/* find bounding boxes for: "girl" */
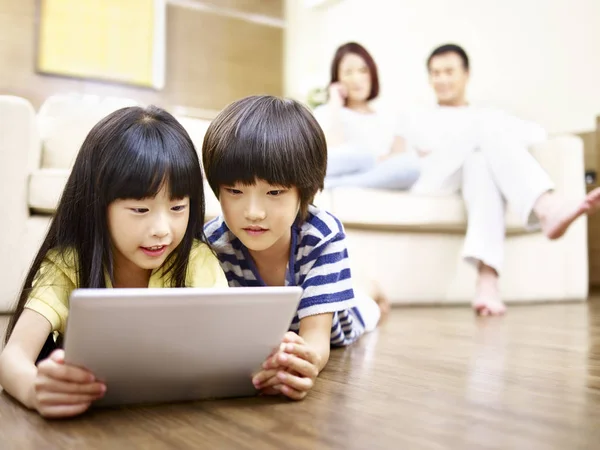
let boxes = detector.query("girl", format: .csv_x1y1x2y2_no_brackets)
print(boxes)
202,95,386,401
0,106,227,418
314,42,421,189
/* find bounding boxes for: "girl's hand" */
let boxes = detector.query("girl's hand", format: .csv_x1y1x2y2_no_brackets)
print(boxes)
253,332,320,401
328,83,347,108
32,349,106,418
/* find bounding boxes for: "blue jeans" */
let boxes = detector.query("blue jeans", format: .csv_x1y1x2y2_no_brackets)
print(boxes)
325,148,421,190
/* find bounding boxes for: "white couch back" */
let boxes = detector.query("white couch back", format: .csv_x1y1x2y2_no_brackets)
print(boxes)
29,94,218,215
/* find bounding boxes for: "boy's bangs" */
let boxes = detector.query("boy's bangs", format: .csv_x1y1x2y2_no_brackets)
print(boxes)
211,114,312,189
104,126,200,202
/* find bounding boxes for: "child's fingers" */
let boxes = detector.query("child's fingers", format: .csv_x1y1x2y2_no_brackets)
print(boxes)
49,349,66,364
36,391,104,406
255,372,285,389
252,369,278,388
276,370,314,392
276,353,318,379
281,343,318,365
37,402,92,419
279,384,308,401
262,352,284,370
35,376,106,395
259,385,282,396
281,332,304,345
37,359,95,384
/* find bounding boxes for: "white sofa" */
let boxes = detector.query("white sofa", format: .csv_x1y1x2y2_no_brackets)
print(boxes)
0,94,589,312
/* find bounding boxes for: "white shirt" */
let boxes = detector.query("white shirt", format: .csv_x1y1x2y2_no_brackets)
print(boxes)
395,105,547,153
395,105,548,193
313,104,395,158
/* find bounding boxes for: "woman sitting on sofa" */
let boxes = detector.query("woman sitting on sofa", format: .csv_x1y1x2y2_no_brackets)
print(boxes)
313,42,420,190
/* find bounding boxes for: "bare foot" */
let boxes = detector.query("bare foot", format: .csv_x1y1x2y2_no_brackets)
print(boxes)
472,296,506,316
369,279,391,324
473,264,506,316
539,187,600,240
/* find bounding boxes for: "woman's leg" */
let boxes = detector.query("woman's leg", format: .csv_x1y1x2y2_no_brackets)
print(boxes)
326,144,377,178
325,152,421,190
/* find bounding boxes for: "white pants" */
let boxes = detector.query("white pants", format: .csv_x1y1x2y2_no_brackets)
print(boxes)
410,132,554,274
355,293,380,332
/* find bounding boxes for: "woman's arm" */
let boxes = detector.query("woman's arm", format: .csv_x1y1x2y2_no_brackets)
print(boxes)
315,84,347,147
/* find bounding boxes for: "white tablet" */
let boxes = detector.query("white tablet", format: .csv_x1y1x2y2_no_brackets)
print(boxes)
63,286,303,407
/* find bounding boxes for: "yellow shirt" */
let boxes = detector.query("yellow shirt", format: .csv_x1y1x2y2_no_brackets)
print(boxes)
25,240,228,334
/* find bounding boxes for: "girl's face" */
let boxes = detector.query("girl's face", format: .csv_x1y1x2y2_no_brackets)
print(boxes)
107,183,190,280
338,53,372,103
218,179,300,261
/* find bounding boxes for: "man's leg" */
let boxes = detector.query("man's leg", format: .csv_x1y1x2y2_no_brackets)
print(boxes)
325,152,421,190
461,152,507,316
407,146,507,315
479,129,600,238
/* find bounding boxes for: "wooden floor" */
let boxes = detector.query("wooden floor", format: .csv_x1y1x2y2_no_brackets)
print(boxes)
1,298,600,449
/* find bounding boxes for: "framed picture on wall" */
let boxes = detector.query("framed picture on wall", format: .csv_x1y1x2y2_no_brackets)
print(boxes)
35,0,166,89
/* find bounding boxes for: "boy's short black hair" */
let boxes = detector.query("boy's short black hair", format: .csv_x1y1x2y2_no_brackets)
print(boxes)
427,43,470,71
202,95,327,220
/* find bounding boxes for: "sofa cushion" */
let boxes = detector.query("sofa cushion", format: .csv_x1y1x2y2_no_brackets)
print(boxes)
38,95,139,170
28,169,70,213
174,116,212,158
328,188,532,235
28,168,222,221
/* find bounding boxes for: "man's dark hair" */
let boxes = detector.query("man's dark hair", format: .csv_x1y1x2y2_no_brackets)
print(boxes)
427,44,469,71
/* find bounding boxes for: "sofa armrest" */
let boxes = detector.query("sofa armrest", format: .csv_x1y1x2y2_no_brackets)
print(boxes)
0,96,40,310
0,95,39,228
529,134,586,199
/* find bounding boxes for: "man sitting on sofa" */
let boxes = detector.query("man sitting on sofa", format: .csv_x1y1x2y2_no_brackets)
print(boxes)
390,43,600,316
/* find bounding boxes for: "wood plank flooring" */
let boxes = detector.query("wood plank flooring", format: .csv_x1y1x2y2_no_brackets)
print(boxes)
1,298,599,449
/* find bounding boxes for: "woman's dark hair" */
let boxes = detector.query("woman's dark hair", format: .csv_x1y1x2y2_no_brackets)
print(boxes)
6,105,206,342
427,43,470,71
202,95,327,220
330,42,380,101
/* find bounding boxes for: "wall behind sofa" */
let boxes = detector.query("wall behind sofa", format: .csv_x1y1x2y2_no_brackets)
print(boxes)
285,0,600,135
0,0,283,114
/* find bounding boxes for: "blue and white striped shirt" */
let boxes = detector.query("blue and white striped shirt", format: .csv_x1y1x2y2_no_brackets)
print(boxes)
204,205,366,347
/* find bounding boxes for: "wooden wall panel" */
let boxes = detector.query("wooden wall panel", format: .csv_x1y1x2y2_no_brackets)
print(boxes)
587,117,600,286
165,6,283,112
0,0,283,114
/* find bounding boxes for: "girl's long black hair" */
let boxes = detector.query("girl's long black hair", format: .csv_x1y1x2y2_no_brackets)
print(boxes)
5,105,206,342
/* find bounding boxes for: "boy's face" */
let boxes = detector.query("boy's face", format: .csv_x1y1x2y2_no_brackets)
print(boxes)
219,179,300,259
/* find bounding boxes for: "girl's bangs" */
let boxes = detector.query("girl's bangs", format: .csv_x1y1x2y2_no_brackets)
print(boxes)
103,125,200,202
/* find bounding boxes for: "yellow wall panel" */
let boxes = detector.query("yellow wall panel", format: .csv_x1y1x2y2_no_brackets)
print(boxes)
37,0,164,88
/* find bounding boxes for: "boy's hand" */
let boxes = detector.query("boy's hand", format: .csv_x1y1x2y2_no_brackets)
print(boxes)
31,349,106,418
252,344,284,395
252,332,320,401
